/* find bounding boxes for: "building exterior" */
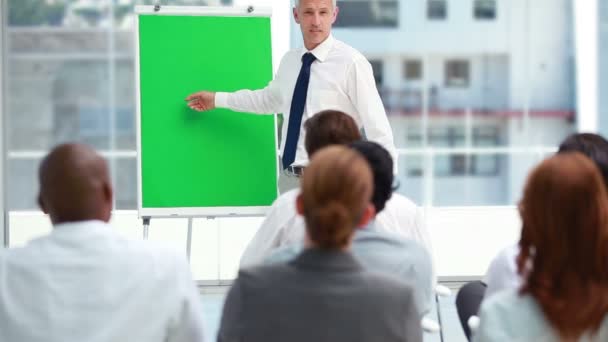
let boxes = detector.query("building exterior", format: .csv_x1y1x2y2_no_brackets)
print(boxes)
5,0,576,209
325,0,576,205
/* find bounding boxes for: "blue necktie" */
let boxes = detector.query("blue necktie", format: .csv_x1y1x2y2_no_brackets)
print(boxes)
282,52,316,169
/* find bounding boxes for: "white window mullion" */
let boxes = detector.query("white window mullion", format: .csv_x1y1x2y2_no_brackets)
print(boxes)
1,0,7,247
574,0,599,132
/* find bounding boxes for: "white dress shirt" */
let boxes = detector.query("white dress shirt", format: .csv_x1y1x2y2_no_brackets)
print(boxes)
474,290,608,341
239,190,434,275
0,220,205,342
483,243,521,299
215,35,397,167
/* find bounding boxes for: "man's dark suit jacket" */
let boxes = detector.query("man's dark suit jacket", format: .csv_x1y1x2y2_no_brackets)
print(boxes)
218,248,422,342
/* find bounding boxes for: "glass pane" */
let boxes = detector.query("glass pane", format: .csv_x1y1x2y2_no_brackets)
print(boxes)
396,154,424,205
404,60,422,80
427,0,447,20
7,158,40,211
474,0,496,20
432,153,543,206
10,59,111,150
114,158,137,210
335,1,398,28
114,59,136,149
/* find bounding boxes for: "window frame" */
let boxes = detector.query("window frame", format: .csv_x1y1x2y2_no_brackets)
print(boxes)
474,0,497,20
445,59,471,88
427,0,447,20
404,60,423,81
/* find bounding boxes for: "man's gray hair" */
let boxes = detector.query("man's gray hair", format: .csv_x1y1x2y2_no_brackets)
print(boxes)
294,0,337,8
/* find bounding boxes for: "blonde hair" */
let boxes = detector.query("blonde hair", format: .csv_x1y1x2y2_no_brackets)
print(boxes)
300,146,372,249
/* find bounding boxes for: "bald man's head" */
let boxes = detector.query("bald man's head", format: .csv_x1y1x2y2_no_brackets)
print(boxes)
38,143,113,225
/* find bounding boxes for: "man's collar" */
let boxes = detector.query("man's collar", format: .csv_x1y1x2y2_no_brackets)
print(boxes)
302,34,334,63
52,220,109,233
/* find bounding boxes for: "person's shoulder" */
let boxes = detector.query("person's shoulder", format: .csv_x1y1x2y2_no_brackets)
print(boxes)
357,270,418,309
118,238,189,272
264,244,302,265
477,291,550,340
489,244,519,272
280,47,303,62
482,289,528,310
237,262,293,287
389,193,418,207
385,193,418,213
332,38,368,63
484,243,521,297
372,232,431,266
480,290,544,326
276,189,299,204
359,267,414,292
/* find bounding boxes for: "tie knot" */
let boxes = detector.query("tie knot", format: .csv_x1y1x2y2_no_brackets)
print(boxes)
302,52,316,66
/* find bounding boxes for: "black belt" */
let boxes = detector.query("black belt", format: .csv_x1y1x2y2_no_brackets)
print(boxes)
284,165,305,177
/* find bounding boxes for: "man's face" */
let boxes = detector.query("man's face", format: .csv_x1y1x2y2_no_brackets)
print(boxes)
293,0,338,50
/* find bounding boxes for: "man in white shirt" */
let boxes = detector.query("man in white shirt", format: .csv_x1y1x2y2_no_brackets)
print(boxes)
186,0,396,192
240,111,434,271
0,143,205,342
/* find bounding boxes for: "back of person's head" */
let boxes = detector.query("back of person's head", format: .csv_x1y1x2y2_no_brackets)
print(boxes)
299,146,373,249
558,133,608,185
304,110,361,156
348,141,394,214
38,143,113,225
517,152,608,339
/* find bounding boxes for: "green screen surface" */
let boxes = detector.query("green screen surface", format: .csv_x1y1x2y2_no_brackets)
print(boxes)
138,14,278,209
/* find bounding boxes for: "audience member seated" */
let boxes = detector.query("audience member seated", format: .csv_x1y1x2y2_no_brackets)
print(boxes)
267,141,434,316
474,152,608,341
240,110,361,266
240,110,434,268
456,133,608,340
218,146,422,342
0,143,205,342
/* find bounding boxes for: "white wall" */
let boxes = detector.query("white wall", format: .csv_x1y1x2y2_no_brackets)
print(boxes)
8,207,522,280
426,206,521,278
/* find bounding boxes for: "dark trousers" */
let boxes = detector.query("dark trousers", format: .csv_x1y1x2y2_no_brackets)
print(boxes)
455,280,487,341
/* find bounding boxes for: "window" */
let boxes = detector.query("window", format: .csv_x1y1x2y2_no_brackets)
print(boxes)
474,0,496,20
404,60,422,80
445,60,470,87
3,0,580,279
423,126,500,176
472,127,500,176
334,0,398,28
427,0,447,20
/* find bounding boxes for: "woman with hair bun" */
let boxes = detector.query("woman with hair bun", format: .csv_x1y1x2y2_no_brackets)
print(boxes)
218,146,422,342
